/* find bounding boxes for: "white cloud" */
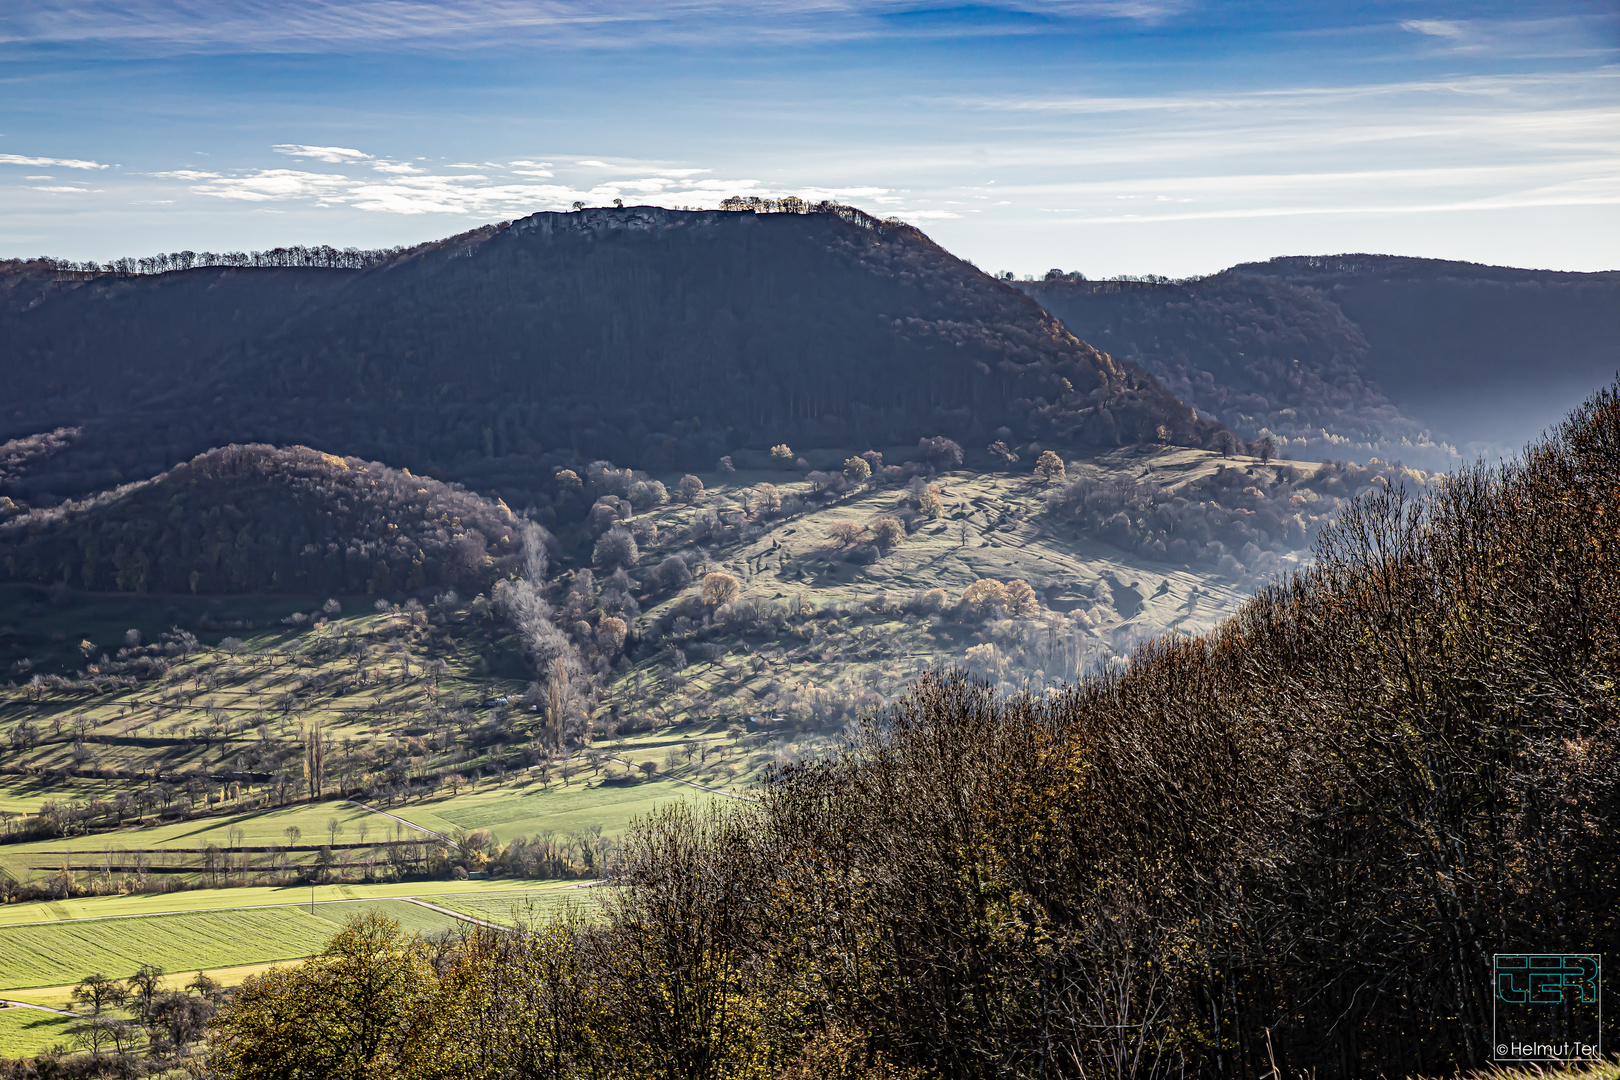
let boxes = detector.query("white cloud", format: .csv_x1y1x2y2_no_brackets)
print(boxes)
1401,19,1469,39
372,161,425,174
33,185,95,192
272,144,371,163
0,153,107,169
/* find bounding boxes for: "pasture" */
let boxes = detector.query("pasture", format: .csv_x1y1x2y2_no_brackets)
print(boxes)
0,900,467,990
391,773,726,844
0,1007,73,1060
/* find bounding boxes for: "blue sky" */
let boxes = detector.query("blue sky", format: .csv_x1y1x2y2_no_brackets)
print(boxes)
1,1,1616,275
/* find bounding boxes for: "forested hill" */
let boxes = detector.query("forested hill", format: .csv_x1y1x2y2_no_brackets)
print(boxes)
1,205,1216,509
0,444,532,596
1020,255,1620,468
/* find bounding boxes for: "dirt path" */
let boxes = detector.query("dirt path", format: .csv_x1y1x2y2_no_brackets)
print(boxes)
0,999,75,1017
398,897,511,931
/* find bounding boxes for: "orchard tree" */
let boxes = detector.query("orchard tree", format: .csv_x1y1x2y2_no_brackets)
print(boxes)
1035,450,1066,484
843,456,871,484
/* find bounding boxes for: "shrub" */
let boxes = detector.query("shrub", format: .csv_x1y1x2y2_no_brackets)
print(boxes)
770,444,795,468
718,455,735,474
918,491,943,519
701,572,741,606
987,440,1019,466
919,436,963,469
826,522,866,546
1035,449,1065,483
678,474,705,503
656,555,693,591
754,483,783,516
627,479,668,510
871,517,905,552
959,578,1008,618
596,616,628,653
593,525,639,569
1003,578,1039,616
843,456,871,483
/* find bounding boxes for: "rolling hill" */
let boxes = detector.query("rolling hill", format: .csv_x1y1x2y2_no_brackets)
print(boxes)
1020,255,1620,468
1,205,1218,514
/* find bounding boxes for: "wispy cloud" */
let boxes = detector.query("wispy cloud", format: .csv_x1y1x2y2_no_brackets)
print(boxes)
273,144,371,163
0,153,107,169
0,0,1187,55
149,152,889,216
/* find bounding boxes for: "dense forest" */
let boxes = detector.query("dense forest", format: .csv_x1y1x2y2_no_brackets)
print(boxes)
1021,256,1620,468
195,380,1620,1078
0,445,536,596
0,205,1216,511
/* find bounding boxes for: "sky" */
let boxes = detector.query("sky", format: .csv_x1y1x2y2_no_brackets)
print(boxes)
1,1,1616,277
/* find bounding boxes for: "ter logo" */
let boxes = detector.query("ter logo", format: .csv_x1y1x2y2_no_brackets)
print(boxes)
1496,955,1599,1005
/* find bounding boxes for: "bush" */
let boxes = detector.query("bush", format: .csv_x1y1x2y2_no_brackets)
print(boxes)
678,474,705,503
843,456,872,483
826,521,866,546
592,525,639,569
871,517,905,552
656,555,693,591
959,578,1008,618
918,435,963,469
770,444,795,468
596,616,628,653
701,572,740,606
753,483,783,516
627,479,668,510
918,491,943,518
1035,449,1065,483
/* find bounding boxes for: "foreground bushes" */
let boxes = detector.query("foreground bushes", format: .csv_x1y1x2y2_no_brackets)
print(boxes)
206,384,1620,1077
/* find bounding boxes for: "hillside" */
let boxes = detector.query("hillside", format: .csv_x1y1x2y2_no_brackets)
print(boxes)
0,205,1217,512
1021,256,1620,467
0,444,533,596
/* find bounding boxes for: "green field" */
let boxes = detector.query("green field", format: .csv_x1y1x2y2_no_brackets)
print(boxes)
390,773,728,844
429,887,601,927
0,1006,73,1059
0,800,400,880
0,777,111,816
0,877,584,926
0,901,466,990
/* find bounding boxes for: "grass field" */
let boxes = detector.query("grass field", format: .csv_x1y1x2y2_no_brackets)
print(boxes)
0,1006,73,1060
0,900,469,990
0,800,400,881
1,960,289,1012
0,777,111,816
392,773,728,844
429,887,602,927
0,877,585,926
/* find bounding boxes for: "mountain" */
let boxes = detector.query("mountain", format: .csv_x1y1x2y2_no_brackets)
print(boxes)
1020,256,1620,467
0,205,1217,513
0,444,531,596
